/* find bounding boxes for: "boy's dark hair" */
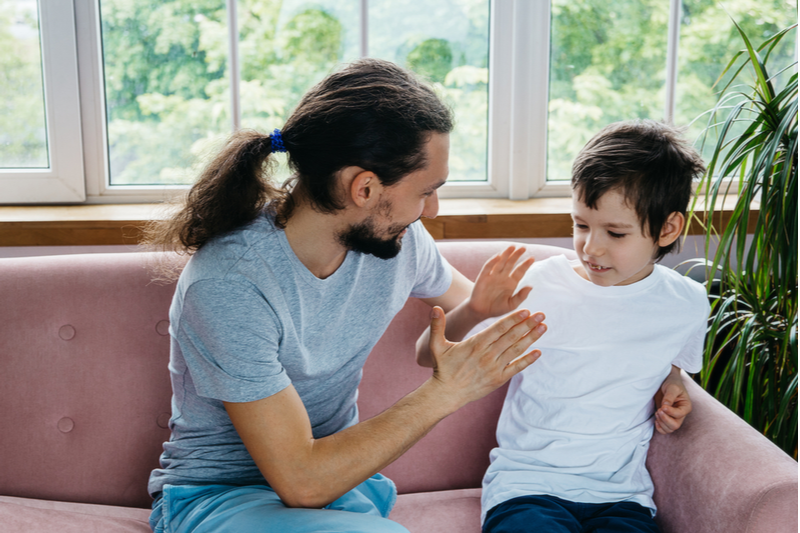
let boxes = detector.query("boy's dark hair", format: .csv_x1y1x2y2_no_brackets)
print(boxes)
571,119,706,261
145,58,453,255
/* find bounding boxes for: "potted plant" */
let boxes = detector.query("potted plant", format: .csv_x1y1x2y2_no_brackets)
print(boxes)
691,20,797,458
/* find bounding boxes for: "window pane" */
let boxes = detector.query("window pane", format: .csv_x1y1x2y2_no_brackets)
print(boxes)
238,0,360,181
0,0,48,168
547,0,669,181
369,0,490,182
100,0,229,185
676,0,797,164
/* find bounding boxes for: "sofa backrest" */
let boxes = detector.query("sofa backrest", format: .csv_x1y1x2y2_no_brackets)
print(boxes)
0,242,574,509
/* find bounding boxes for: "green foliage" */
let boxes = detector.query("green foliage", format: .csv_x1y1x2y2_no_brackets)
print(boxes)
96,0,490,185
691,20,797,457
547,0,796,181
406,39,453,84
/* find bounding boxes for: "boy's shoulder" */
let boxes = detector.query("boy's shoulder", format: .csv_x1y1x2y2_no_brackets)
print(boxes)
653,264,710,309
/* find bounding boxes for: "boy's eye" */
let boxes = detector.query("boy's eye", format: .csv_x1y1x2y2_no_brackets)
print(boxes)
574,223,587,230
608,231,626,239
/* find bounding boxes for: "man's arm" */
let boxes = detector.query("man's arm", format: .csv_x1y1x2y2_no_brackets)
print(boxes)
417,246,535,367
226,307,546,508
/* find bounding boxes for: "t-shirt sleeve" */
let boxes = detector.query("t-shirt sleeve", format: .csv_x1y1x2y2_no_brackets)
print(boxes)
409,221,452,299
671,294,711,374
175,279,291,403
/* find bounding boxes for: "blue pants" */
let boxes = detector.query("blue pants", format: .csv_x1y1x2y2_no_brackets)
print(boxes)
483,495,660,533
150,474,408,533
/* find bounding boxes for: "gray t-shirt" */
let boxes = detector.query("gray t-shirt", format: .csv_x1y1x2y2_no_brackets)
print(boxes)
148,212,451,496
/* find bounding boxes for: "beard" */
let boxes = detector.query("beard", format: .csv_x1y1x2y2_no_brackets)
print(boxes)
337,217,408,260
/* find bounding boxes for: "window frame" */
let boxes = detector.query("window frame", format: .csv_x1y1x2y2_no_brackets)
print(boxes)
7,0,689,204
1,0,86,203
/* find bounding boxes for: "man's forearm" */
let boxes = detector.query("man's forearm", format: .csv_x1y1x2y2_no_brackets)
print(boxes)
274,377,458,508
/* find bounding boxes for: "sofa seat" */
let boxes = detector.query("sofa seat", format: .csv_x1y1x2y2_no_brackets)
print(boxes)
0,489,483,533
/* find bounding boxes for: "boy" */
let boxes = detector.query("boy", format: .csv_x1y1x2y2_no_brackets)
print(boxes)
419,120,709,532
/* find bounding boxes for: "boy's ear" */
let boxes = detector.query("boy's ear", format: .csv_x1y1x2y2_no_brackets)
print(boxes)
348,169,381,208
657,212,685,247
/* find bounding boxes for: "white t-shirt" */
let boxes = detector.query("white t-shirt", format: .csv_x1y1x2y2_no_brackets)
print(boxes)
478,255,709,521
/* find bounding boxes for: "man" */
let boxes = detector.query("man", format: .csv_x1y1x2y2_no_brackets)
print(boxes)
146,59,547,533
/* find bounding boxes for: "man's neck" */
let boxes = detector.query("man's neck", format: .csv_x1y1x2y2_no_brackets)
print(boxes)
282,201,350,280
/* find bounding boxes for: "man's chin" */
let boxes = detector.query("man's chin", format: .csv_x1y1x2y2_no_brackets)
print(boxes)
339,226,405,260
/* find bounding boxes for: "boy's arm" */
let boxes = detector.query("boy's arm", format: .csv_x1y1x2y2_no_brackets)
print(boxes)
417,246,535,367
654,365,693,434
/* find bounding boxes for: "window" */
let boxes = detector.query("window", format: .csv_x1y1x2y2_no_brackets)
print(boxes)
1,0,796,204
1,0,85,202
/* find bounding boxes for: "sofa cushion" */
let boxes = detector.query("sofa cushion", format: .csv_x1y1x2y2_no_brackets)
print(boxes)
0,495,151,533
391,488,482,532
0,489,484,533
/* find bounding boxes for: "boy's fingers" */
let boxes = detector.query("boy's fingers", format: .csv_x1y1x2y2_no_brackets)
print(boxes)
655,409,682,434
514,257,535,276
510,286,533,308
660,403,687,419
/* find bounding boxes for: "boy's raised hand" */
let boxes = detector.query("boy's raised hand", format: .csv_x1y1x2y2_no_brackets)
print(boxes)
468,246,535,321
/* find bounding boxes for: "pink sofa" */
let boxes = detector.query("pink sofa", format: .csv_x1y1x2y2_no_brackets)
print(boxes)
0,241,796,533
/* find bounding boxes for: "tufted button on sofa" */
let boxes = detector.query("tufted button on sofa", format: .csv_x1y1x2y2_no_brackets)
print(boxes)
0,242,796,532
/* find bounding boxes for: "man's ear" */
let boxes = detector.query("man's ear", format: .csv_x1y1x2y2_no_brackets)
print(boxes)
657,212,685,247
349,169,381,208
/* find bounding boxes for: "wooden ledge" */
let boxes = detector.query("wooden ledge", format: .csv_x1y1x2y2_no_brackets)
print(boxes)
0,197,757,246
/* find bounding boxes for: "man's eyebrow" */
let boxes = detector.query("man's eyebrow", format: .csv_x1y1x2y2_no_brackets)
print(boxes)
427,180,447,192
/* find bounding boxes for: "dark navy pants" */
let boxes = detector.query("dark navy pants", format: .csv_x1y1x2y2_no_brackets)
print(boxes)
483,495,660,533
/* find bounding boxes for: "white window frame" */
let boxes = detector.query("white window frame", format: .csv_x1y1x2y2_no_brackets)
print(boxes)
6,0,686,204
0,0,85,203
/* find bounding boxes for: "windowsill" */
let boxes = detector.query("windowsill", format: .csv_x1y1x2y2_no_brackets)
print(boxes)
0,197,756,246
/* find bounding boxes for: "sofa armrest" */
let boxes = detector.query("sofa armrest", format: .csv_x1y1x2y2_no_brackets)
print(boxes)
646,376,797,533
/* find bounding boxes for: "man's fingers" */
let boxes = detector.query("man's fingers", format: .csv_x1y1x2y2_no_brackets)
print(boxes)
491,314,547,366
428,306,448,355
471,308,532,349
504,349,542,377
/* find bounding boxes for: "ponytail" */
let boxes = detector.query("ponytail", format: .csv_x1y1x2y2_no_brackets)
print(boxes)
143,129,288,254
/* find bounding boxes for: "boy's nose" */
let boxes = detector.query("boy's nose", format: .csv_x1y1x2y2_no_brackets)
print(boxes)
583,234,603,257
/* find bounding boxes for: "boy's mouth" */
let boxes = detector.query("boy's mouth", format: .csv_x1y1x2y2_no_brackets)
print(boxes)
585,261,611,272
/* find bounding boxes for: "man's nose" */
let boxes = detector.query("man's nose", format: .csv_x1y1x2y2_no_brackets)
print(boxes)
421,191,439,219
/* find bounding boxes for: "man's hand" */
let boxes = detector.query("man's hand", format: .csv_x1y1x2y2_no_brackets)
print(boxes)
468,246,535,321
426,305,546,409
654,366,693,434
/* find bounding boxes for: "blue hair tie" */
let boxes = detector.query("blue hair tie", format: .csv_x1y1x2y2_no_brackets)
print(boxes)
271,129,287,153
